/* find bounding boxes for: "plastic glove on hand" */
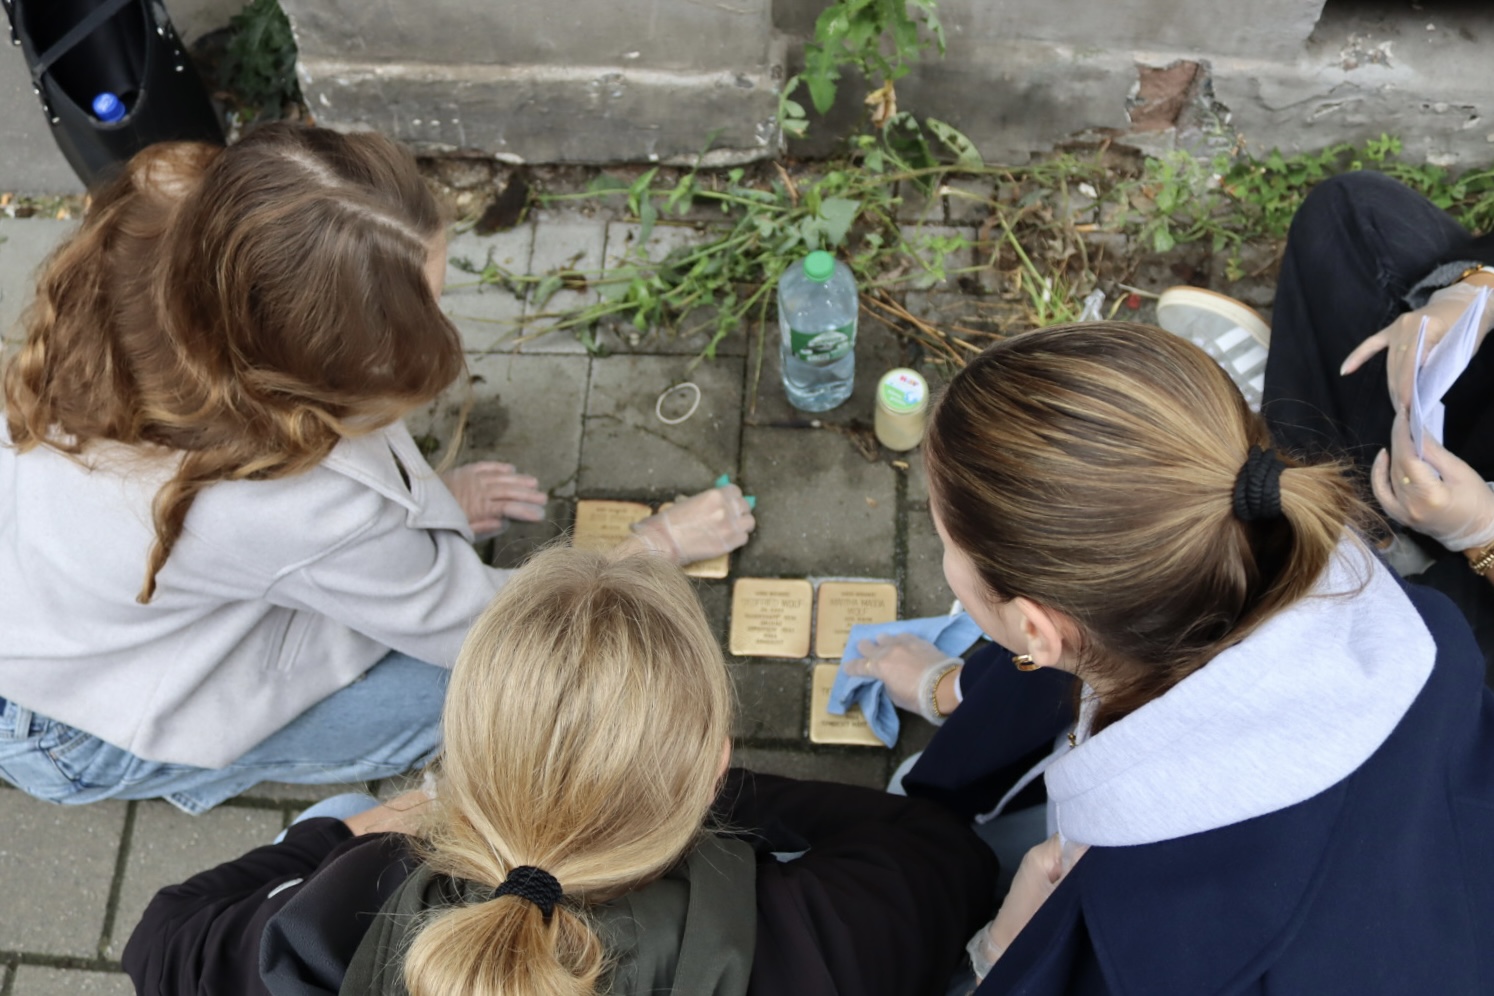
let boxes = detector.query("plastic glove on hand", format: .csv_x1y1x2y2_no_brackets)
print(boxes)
1342,282,1494,409
841,632,958,721
968,834,1088,981
1372,410,1494,552
439,462,549,540
630,484,755,565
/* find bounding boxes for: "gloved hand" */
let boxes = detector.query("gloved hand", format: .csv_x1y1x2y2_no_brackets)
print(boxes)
439,462,549,541
1341,281,1494,409
967,834,1088,982
1372,409,1494,552
629,484,754,564
841,633,960,723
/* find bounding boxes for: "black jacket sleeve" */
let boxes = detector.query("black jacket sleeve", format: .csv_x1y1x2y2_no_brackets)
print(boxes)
121,817,355,996
718,769,999,996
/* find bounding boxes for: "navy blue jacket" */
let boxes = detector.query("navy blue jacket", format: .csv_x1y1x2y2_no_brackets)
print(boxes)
907,581,1494,994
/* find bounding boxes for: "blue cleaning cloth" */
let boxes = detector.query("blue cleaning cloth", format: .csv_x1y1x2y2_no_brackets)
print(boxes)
829,611,986,747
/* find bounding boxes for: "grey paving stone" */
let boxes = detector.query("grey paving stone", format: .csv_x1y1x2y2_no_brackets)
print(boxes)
441,225,534,352
579,354,743,496
737,427,897,578
747,313,903,429
0,218,76,344
893,224,978,292
693,580,731,644
0,795,126,957
490,503,573,570
408,353,590,499
732,746,888,789
109,802,286,958
905,448,931,509
239,780,375,805
729,660,809,742
944,176,997,225
904,504,958,620
520,212,608,352
11,966,133,996
894,178,943,225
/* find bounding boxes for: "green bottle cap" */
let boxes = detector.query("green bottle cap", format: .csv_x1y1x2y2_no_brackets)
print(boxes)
803,250,835,282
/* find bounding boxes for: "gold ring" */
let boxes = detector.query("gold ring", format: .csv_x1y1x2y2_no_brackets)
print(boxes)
1401,475,1412,486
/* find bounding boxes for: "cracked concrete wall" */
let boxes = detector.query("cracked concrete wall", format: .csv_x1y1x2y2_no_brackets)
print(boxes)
781,0,1494,167
283,0,785,166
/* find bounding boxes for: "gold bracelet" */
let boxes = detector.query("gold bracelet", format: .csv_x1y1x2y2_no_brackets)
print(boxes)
1469,543,1494,576
928,662,962,720
1459,263,1494,285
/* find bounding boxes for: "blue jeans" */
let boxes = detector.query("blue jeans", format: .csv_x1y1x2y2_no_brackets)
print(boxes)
0,651,448,814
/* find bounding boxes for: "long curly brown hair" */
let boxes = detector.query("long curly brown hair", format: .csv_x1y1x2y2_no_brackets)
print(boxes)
3,124,464,602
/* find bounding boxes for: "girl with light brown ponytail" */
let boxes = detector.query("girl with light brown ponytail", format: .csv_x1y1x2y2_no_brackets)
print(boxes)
0,124,752,813
851,322,1494,995
123,547,997,996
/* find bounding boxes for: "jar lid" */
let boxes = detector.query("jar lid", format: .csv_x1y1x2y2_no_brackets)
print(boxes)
876,368,928,414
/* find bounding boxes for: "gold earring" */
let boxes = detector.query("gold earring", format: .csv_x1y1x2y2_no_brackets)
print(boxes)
1013,654,1040,672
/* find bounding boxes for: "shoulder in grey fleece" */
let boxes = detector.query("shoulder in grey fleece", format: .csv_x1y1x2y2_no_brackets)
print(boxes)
1045,540,1434,847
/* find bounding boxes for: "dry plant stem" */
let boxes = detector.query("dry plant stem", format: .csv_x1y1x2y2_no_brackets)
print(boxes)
864,292,977,365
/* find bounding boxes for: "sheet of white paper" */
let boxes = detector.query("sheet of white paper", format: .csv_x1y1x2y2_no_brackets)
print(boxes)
1410,286,1490,467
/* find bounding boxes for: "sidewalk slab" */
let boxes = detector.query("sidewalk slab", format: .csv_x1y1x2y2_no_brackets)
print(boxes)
108,802,286,959
0,794,126,958
518,212,607,351
0,219,76,344
11,966,133,996
904,509,957,620
441,225,535,353
579,354,744,496
747,315,903,427
736,427,896,578
729,660,809,741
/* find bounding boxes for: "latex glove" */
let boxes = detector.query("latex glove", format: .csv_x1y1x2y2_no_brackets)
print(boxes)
1342,282,1494,409
440,462,548,540
629,484,754,564
842,633,960,722
968,835,1088,981
1372,409,1494,551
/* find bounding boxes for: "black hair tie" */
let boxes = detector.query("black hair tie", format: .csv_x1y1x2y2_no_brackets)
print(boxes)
1232,446,1288,522
491,865,563,918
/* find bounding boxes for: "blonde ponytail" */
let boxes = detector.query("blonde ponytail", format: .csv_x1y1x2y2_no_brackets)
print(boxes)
402,547,732,996
926,322,1375,732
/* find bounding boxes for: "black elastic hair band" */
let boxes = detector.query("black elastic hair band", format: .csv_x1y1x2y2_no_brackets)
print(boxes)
491,865,563,918
1232,446,1288,522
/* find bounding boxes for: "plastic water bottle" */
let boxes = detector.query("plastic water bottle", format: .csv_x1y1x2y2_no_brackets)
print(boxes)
778,250,858,411
92,93,126,123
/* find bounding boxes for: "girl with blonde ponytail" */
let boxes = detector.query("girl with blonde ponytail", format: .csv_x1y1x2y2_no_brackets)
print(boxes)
124,546,998,996
853,322,1494,995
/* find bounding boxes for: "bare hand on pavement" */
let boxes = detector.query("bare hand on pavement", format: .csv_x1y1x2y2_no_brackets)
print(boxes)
440,462,549,540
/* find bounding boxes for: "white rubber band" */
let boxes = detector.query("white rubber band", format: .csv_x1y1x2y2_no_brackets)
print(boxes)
655,382,702,425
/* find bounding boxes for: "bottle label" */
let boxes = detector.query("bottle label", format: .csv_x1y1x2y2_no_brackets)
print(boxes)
790,322,855,364
878,371,926,413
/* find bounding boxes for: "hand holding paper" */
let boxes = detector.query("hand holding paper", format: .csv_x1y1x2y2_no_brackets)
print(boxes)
1343,281,1494,410
1373,409,1494,552
1408,286,1489,465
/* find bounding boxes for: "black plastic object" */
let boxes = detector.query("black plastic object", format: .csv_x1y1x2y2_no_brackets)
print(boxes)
3,0,224,188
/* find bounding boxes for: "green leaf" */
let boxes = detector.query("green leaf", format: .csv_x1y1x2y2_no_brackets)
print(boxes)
1152,225,1176,253
637,197,658,244
532,273,566,310
806,70,839,115
818,197,862,247
925,118,983,171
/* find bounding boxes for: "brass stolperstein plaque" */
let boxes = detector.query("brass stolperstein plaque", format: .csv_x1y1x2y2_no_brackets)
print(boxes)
814,581,899,660
809,662,884,746
573,499,730,578
572,500,652,553
729,578,813,658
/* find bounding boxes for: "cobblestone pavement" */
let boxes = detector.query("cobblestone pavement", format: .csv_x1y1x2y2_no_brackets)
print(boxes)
0,204,1274,990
